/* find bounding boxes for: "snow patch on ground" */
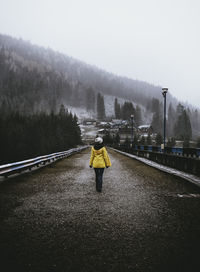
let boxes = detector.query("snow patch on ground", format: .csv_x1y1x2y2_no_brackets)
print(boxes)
64,95,152,124
104,95,135,117
104,95,152,123
66,106,95,120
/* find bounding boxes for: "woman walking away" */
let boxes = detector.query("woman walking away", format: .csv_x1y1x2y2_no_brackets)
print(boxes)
89,137,111,192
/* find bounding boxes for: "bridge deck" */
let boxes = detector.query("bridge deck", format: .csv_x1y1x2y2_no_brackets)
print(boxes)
0,148,200,272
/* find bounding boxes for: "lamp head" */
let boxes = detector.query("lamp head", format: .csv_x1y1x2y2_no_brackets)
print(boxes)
162,87,168,96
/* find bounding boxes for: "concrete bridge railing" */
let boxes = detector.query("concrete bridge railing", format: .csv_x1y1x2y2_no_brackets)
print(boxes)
113,145,200,177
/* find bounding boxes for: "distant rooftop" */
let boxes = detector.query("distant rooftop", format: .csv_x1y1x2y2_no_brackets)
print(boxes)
138,125,151,129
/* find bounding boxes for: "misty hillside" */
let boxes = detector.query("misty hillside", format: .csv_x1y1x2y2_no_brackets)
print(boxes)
0,34,176,116
0,34,199,140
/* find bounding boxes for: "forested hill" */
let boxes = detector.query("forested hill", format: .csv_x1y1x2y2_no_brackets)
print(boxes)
1,33,199,165
0,33,176,115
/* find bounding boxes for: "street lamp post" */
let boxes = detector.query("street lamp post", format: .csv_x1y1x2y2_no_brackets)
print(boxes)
130,114,134,147
162,88,168,149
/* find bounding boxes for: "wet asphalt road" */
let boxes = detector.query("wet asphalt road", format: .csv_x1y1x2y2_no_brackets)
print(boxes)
0,148,200,272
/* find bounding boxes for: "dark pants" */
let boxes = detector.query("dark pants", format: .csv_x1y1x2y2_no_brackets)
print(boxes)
94,168,104,192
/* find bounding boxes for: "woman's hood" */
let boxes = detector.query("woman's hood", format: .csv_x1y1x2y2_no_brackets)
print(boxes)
94,143,104,150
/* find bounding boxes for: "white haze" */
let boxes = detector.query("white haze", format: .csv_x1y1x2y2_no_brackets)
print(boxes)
0,0,199,108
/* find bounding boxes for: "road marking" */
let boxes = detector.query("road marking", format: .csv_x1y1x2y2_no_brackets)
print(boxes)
177,194,200,198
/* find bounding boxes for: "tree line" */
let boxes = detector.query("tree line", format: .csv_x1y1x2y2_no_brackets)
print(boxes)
0,105,82,165
147,98,198,146
113,97,200,147
0,34,170,110
0,34,199,149
114,98,142,126
0,45,98,115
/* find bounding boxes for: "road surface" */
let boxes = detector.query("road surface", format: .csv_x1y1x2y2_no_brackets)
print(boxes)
0,148,200,272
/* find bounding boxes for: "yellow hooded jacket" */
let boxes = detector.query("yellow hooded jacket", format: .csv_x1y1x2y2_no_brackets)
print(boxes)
89,146,111,168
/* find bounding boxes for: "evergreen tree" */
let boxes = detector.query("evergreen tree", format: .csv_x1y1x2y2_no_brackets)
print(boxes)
167,103,176,137
97,93,106,120
124,137,130,148
197,137,200,148
147,133,152,145
114,98,121,119
72,114,82,145
59,104,66,116
0,105,82,165
133,135,138,145
155,133,163,145
114,133,120,145
97,93,101,119
151,98,160,113
140,136,146,145
151,98,163,134
85,87,95,111
103,131,112,145
174,106,192,142
190,109,200,138
194,110,200,131
134,105,142,126
176,103,184,116
121,101,135,120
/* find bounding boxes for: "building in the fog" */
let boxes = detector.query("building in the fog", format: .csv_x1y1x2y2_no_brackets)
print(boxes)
137,125,153,138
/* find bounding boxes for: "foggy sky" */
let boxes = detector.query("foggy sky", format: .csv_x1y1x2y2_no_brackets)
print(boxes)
0,0,199,108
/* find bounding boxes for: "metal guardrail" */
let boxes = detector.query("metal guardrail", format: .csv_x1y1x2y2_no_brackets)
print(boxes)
0,146,88,178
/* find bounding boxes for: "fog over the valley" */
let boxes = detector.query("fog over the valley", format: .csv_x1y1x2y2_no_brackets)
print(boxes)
0,0,199,108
